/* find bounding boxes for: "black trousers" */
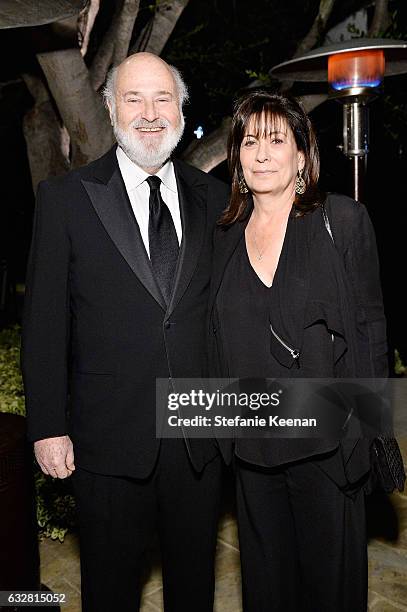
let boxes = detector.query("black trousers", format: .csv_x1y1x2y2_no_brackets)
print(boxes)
72,439,222,612
235,455,367,612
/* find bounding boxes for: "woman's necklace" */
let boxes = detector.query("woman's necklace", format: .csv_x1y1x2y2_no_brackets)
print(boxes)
252,230,268,261
250,200,292,261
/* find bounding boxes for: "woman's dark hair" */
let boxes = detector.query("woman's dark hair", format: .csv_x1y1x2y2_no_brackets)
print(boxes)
219,91,323,225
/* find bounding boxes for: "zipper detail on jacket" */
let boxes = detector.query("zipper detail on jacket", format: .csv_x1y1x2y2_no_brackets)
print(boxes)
269,323,300,362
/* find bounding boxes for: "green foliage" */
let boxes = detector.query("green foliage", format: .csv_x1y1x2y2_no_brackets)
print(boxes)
382,7,407,40
0,326,75,541
346,22,366,38
245,70,272,86
35,471,76,542
394,349,406,376
0,325,25,416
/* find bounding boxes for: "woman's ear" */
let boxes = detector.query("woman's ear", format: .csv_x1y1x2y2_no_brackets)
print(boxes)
298,152,305,172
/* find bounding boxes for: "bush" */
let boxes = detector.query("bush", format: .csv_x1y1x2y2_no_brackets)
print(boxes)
0,325,25,416
395,349,406,376
0,325,75,542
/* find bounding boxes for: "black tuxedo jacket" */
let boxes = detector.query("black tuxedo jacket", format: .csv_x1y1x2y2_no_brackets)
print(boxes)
21,147,229,478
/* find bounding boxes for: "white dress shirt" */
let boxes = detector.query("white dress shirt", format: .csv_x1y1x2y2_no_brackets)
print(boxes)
116,146,182,257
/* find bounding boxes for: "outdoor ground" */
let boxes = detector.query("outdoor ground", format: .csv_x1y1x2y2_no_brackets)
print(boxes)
40,438,407,612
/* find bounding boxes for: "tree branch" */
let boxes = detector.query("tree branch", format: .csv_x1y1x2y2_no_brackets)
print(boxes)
368,0,390,36
112,0,141,63
0,0,85,29
131,0,189,55
37,49,113,167
78,0,100,57
280,0,336,93
294,0,337,59
298,93,328,113
90,0,140,91
182,0,336,173
181,118,231,171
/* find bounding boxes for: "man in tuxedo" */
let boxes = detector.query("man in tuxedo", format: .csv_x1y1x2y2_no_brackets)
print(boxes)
21,52,229,612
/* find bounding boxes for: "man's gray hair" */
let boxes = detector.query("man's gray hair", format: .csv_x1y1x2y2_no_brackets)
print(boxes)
102,63,189,115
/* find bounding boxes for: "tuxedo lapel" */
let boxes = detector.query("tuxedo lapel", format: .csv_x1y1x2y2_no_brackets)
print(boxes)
166,161,208,316
81,148,166,311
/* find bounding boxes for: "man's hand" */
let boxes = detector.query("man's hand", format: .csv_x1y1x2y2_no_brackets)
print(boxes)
34,435,75,479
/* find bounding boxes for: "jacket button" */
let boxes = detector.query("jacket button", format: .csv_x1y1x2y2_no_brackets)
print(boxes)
164,321,171,329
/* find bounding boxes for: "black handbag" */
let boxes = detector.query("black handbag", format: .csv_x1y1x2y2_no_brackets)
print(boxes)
370,435,405,493
321,201,405,494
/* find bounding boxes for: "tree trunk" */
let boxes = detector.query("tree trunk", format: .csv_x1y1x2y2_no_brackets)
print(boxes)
0,0,85,29
298,93,328,113
368,0,390,36
90,0,140,91
131,0,189,55
21,74,70,193
78,0,100,57
37,49,114,167
112,0,140,64
294,0,337,59
280,0,337,92
181,118,231,171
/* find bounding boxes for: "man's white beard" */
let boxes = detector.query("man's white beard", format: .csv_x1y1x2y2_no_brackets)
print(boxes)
113,114,185,170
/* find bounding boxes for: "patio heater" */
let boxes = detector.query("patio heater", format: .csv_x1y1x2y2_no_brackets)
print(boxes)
270,39,407,201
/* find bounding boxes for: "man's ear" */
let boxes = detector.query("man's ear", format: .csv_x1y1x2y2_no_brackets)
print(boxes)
106,102,114,127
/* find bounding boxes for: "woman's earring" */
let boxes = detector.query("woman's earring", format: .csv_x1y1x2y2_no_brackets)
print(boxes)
239,178,249,194
295,168,306,195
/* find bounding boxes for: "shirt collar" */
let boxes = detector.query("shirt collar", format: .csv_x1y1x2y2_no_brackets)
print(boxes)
156,159,177,193
116,146,177,193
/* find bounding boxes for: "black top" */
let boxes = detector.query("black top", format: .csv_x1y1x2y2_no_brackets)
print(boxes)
209,194,388,481
216,224,335,381
216,235,288,379
215,227,340,469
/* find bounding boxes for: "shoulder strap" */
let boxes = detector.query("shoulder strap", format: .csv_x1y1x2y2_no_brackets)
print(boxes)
321,202,337,348
322,201,334,244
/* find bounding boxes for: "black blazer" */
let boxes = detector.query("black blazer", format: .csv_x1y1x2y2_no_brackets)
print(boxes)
21,147,229,478
208,193,388,485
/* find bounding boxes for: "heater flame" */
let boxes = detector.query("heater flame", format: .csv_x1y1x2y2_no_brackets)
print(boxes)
328,50,385,91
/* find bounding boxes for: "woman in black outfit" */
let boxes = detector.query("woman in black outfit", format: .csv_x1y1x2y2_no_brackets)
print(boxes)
208,92,393,611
